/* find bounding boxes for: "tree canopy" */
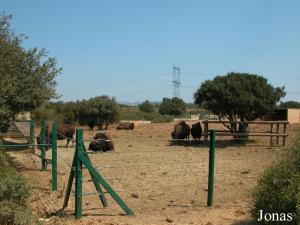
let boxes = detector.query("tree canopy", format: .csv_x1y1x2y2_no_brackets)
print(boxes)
0,14,61,132
280,101,300,109
158,97,186,116
32,96,120,129
138,100,155,113
194,72,285,132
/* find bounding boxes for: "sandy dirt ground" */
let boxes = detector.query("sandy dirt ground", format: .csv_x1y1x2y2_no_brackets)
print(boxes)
7,122,300,225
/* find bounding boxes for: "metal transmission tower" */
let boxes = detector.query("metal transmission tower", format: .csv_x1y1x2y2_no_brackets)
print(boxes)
172,65,181,98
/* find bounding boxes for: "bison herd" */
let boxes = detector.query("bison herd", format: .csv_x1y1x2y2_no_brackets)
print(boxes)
171,121,203,142
37,120,202,153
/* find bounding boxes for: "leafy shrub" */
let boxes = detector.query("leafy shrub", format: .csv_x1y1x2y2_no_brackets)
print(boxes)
138,100,155,113
251,132,300,224
0,150,38,225
0,176,30,206
0,201,39,225
119,111,174,123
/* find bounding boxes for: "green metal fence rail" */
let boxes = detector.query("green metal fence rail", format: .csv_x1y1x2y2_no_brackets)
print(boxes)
63,128,134,219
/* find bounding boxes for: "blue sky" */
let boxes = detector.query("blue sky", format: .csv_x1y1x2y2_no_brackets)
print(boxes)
2,0,300,103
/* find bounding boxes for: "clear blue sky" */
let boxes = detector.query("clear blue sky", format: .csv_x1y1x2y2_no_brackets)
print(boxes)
2,0,300,103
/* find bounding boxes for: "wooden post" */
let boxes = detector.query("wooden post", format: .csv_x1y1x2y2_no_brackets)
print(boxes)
283,123,287,146
204,121,209,141
270,123,273,146
276,123,279,145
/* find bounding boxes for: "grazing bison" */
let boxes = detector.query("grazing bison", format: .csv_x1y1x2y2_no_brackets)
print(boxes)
37,122,75,148
171,121,190,141
116,122,134,130
191,122,202,142
88,133,114,152
88,119,96,130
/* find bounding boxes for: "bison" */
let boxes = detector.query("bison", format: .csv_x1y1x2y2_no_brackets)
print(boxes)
88,119,96,130
116,122,134,130
171,121,190,141
37,122,75,148
191,122,202,142
88,133,114,152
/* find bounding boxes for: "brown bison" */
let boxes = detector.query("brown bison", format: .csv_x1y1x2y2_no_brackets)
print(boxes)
88,133,114,152
88,119,96,130
37,122,75,148
191,122,202,142
116,122,134,130
171,121,190,141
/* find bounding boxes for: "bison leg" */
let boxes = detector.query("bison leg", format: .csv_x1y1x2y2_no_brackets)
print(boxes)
66,138,70,147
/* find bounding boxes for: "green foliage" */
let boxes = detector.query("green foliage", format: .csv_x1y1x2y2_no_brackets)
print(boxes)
194,72,285,132
138,100,155,113
89,96,120,128
158,97,186,116
0,150,38,225
119,111,174,123
0,201,39,225
32,96,120,128
0,176,30,206
251,132,300,224
0,14,61,132
280,101,300,109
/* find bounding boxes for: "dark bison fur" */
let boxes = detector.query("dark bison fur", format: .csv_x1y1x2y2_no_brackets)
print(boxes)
88,119,95,130
171,121,190,141
37,122,75,149
191,122,202,141
116,122,134,130
88,132,114,152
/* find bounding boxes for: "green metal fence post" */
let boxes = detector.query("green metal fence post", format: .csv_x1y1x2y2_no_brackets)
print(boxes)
207,129,216,207
52,122,57,191
40,120,47,171
75,129,83,219
29,119,35,153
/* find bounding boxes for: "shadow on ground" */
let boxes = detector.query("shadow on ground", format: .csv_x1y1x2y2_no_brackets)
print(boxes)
231,219,258,225
167,139,257,149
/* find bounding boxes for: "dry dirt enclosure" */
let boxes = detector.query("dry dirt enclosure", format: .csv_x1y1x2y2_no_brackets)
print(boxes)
7,122,299,225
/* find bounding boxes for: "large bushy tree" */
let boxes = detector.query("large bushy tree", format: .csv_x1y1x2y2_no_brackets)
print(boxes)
158,97,186,116
194,72,285,132
138,100,155,113
0,14,61,132
89,96,120,129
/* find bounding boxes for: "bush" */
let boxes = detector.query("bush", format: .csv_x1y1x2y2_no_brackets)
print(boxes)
138,100,155,113
251,132,300,224
0,201,39,225
119,111,174,123
0,176,30,206
0,150,38,225
159,97,186,116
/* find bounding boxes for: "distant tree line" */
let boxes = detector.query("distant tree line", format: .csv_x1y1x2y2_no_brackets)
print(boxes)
33,96,120,129
279,101,300,109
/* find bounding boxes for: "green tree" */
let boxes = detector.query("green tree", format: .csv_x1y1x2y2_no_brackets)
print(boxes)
280,101,300,109
0,14,61,132
194,72,285,132
158,97,186,116
138,100,155,113
89,96,120,129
